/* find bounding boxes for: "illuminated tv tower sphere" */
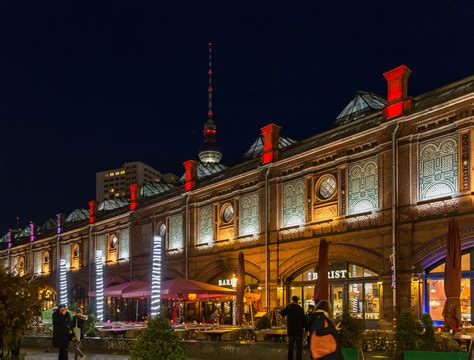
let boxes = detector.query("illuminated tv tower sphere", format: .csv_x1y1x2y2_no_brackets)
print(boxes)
199,120,222,164
198,42,222,165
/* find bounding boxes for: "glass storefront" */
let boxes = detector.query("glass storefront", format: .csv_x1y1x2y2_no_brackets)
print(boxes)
287,261,381,321
425,250,473,323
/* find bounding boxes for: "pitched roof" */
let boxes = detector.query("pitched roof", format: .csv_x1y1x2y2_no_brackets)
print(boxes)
65,209,89,223
335,91,387,126
243,135,296,159
98,198,128,211
141,181,176,198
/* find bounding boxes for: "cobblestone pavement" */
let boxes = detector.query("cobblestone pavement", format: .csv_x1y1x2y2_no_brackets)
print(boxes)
23,349,129,360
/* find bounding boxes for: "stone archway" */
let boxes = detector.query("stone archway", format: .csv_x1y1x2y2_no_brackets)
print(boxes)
279,242,385,281
413,225,474,272
195,256,262,284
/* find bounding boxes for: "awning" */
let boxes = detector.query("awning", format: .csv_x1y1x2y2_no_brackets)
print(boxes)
88,281,148,297
123,278,237,299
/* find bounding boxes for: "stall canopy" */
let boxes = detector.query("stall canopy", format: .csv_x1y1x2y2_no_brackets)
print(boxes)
88,281,148,297
123,278,237,299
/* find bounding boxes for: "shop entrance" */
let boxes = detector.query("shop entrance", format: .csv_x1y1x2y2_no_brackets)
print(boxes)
286,261,381,326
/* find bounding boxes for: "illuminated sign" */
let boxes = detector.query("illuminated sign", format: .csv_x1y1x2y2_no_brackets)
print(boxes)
218,277,237,288
306,270,348,281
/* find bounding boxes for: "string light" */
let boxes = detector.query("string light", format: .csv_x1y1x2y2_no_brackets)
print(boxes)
150,235,162,317
59,259,67,306
96,250,104,322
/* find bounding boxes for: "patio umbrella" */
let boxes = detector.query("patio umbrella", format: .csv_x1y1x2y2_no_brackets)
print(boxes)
314,238,329,304
442,218,462,332
236,252,245,325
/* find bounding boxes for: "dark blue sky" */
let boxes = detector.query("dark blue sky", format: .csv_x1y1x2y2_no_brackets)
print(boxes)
0,1,473,232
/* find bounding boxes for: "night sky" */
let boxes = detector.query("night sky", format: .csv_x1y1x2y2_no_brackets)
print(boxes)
0,1,473,233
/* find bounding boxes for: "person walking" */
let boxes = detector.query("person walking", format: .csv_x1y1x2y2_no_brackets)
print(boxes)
308,300,342,360
280,296,306,360
71,308,88,360
305,304,315,347
52,304,72,360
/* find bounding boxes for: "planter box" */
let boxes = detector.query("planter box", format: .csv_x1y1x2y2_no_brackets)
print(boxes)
404,351,468,360
341,347,358,360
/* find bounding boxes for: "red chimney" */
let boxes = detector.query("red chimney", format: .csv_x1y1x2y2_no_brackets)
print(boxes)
260,123,281,164
383,65,413,119
183,160,199,191
56,214,64,234
129,183,140,211
29,221,35,242
88,200,97,224
7,230,14,249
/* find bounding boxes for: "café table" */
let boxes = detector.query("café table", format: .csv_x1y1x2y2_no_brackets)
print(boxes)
199,327,237,341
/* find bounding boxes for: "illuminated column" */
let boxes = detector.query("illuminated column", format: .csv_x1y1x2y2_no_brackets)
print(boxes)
96,250,104,322
150,235,162,317
59,259,67,305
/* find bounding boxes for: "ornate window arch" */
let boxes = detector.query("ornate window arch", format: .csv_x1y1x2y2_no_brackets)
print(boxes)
282,179,305,227
198,205,214,244
239,193,260,236
348,158,378,215
168,213,184,249
419,135,458,201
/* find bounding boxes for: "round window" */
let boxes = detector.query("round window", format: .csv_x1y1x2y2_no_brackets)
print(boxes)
159,223,167,237
110,236,118,250
317,175,337,200
221,203,234,223
73,245,80,257
43,252,49,263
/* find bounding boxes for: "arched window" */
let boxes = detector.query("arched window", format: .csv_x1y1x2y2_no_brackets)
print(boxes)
425,250,472,322
42,251,50,274
198,205,214,244
348,159,378,215
283,179,305,227
287,262,380,320
419,135,458,201
71,243,80,269
239,193,260,236
108,234,118,262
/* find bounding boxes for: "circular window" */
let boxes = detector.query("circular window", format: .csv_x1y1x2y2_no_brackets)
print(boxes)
159,223,167,237
43,252,49,263
109,236,118,250
73,245,80,257
18,258,24,268
317,175,337,200
221,203,234,223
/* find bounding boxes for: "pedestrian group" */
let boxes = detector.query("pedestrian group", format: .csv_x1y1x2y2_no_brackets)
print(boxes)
281,296,343,360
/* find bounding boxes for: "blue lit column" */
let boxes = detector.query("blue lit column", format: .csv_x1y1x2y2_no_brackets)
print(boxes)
59,259,67,305
96,250,104,322
150,235,162,317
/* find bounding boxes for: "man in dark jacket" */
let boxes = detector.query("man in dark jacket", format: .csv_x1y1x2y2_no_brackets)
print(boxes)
280,296,306,360
53,304,72,360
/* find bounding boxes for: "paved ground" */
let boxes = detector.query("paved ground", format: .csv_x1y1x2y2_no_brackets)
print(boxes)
23,349,129,360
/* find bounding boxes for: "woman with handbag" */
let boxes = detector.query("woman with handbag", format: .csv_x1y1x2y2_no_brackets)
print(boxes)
71,308,88,360
308,300,343,360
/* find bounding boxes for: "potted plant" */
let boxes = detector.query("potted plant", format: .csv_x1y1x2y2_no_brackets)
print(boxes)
130,313,185,360
397,311,468,360
338,308,364,360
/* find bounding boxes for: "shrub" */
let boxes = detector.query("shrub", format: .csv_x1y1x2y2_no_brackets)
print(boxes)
338,307,364,348
83,313,96,337
256,315,271,330
395,311,422,351
130,314,185,360
419,313,436,351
